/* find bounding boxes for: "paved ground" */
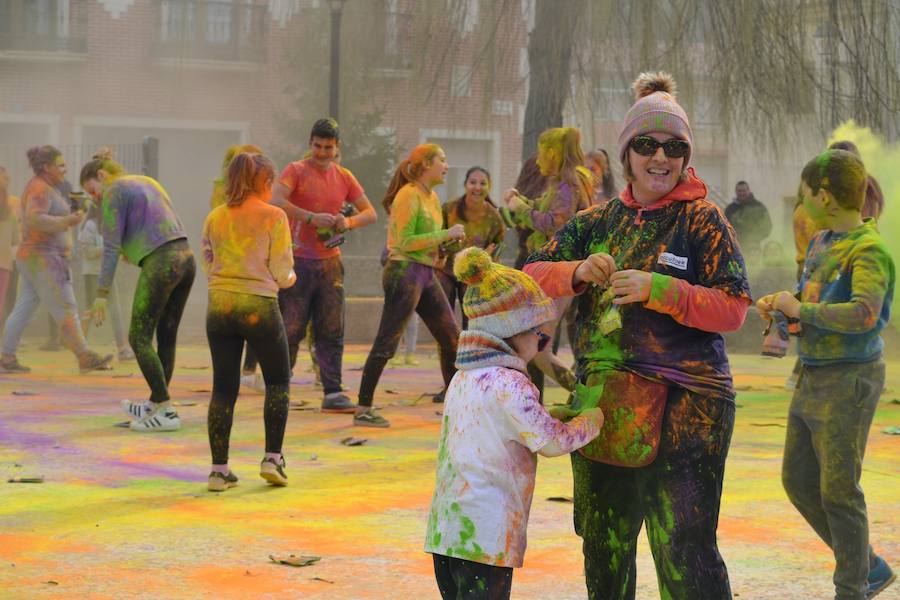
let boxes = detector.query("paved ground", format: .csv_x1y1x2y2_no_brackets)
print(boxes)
1,341,898,599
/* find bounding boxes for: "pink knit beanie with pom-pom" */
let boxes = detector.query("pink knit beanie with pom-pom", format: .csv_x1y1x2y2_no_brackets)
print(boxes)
617,72,693,168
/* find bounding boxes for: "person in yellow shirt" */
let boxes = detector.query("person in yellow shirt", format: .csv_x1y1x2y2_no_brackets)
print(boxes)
201,151,296,492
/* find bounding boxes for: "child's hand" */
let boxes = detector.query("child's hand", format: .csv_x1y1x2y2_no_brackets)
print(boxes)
548,404,580,421
773,291,801,319
580,407,605,429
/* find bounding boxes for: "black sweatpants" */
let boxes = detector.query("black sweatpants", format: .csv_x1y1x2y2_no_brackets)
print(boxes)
358,260,459,406
432,554,513,600
130,239,195,403
573,387,735,600
435,269,469,330
206,291,291,465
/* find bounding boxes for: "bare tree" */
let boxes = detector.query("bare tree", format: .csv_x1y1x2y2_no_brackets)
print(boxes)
520,0,587,159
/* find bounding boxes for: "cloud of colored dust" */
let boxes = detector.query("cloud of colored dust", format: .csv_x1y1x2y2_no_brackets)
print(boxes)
827,120,900,320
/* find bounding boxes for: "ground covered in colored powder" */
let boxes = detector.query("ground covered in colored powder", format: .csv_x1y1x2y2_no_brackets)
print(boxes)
1,342,897,599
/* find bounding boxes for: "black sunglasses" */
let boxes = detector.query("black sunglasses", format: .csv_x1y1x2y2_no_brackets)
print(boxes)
532,328,551,352
629,136,690,159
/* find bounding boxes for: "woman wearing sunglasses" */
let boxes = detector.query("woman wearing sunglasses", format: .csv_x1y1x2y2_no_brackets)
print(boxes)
524,72,751,599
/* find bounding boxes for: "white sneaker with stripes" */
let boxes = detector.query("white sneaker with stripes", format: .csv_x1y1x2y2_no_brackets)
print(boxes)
130,408,181,432
121,399,152,420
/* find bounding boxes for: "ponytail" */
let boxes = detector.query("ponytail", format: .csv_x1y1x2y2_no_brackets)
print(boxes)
381,144,442,213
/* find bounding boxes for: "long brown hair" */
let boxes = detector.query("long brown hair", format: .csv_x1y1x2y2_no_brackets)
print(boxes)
225,152,275,206
381,143,442,214
537,128,592,209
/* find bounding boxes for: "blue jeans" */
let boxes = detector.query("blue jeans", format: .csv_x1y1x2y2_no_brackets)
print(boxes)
2,253,89,358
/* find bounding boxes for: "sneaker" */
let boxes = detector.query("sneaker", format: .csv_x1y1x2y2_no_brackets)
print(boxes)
39,340,61,351
121,399,152,420
208,470,239,492
240,372,265,395
321,393,357,414
260,456,288,486
404,356,420,366
867,556,896,599
353,408,390,428
117,347,135,361
79,351,114,374
130,408,181,432
0,357,30,373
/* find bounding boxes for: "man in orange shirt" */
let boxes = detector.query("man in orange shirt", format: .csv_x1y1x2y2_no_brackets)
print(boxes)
271,118,377,412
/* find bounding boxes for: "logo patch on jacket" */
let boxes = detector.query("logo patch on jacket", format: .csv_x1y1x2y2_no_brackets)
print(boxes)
658,252,688,270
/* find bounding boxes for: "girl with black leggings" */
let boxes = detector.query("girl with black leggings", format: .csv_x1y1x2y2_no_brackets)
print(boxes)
355,144,466,428
80,150,194,432
199,152,296,492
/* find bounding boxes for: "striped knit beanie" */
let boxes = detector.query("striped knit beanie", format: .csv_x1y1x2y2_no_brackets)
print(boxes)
617,72,693,168
454,247,556,338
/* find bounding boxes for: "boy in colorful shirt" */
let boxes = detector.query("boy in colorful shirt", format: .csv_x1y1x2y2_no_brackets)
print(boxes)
757,149,895,600
271,118,377,413
425,247,603,600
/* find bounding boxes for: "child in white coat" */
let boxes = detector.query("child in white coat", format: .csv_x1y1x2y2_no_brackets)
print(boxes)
425,247,604,600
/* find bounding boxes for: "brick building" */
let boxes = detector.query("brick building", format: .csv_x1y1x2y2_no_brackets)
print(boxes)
0,0,530,337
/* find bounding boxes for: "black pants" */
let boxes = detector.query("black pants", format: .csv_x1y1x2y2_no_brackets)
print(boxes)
131,239,195,403
206,291,291,465
783,360,884,600
573,387,735,600
358,260,459,406
278,256,344,395
433,554,513,600
436,269,469,330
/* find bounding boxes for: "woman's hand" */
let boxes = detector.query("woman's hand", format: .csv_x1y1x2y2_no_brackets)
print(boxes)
609,269,652,304
503,188,529,213
573,253,616,287
755,294,778,319
447,224,466,240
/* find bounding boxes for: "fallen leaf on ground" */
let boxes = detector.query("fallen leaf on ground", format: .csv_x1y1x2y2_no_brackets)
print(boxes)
384,389,400,395
546,496,573,503
882,426,900,435
8,476,44,483
310,577,334,584
111,373,133,379
749,423,786,428
44,581,58,585
11,390,37,396
190,389,211,394
268,554,320,567
340,437,367,446
180,365,209,370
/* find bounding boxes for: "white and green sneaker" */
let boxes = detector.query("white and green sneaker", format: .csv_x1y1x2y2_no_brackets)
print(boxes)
260,456,288,486
208,471,239,492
